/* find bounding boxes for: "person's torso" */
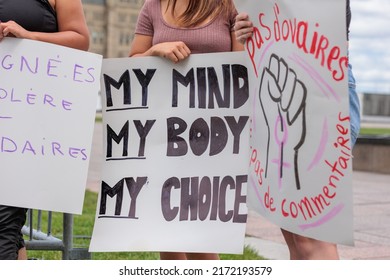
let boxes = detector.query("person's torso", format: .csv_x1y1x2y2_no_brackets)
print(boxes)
146,0,235,54
0,0,57,32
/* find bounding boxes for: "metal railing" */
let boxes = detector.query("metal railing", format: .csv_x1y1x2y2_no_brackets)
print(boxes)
22,210,91,260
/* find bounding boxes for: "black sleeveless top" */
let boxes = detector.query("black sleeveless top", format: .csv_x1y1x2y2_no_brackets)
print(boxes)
0,0,58,32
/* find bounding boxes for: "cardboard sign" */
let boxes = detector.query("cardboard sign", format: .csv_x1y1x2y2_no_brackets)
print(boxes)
89,52,250,253
0,38,102,214
241,0,354,245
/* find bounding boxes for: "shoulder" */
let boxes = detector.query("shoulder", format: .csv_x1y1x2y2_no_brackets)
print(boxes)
139,0,160,19
136,0,160,35
225,0,238,28
142,0,159,11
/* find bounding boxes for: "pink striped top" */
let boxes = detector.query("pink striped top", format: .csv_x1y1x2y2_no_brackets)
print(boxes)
135,0,238,54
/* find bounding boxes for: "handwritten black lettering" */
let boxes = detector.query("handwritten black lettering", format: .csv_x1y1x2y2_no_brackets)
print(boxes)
161,175,247,223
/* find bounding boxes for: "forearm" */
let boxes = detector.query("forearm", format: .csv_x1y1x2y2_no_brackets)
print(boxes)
26,30,89,51
130,47,156,57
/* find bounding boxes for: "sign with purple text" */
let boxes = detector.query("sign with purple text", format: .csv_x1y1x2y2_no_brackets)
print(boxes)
0,38,102,214
242,0,354,244
89,52,250,253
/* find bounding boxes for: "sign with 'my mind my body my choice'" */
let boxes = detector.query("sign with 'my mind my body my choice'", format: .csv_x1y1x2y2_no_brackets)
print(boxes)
0,38,102,214
89,52,251,254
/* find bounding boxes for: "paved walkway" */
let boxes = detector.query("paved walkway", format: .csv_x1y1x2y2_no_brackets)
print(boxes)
245,170,390,260
86,119,390,260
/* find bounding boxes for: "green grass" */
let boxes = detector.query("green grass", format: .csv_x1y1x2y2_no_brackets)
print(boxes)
95,113,102,123
26,191,264,260
359,127,390,136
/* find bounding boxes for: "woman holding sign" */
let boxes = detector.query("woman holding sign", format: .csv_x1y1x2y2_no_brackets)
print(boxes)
0,0,89,260
129,0,244,260
234,0,360,260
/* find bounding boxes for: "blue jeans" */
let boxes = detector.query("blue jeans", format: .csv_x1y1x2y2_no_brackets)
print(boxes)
348,63,361,147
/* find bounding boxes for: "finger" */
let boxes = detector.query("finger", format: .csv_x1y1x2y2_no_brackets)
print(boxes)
234,21,246,31
182,44,191,56
2,27,9,37
239,27,254,38
237,34,250,45
177,43,191,57
235,13,249,23
167,52,179,63
170,45,189,62
234,20,253,31
173,49,185,62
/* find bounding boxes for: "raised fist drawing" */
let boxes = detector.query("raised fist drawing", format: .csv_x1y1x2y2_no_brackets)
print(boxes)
259,54,307,190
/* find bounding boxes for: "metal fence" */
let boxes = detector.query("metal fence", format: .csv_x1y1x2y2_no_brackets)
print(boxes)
22,210,91,260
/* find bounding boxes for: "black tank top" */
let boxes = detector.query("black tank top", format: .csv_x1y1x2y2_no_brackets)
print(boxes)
0,0,58,32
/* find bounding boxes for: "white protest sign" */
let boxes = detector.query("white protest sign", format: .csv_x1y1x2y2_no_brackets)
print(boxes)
241,0,354,245
89,52,250,254
0,38,102,214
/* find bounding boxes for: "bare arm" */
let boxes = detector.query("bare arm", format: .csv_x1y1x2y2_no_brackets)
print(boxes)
0,0,89,51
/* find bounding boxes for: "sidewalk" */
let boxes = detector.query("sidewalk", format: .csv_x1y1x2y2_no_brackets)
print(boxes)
245,171,390,260
86,120,390,260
